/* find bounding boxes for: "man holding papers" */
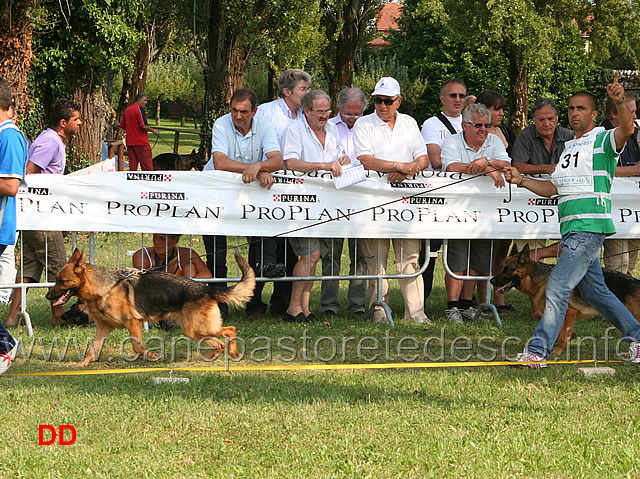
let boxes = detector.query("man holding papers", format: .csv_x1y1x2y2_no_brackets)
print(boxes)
281,90,350,322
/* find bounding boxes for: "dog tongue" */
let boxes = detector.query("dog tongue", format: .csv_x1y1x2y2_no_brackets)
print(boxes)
495,282,512,296
52,290,72,307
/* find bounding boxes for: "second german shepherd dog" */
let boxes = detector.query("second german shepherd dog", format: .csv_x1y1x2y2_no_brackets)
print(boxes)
491,244,640,356
46,248,255,366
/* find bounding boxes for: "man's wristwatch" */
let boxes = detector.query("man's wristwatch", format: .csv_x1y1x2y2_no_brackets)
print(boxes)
486,157,492,166
615,96,626,105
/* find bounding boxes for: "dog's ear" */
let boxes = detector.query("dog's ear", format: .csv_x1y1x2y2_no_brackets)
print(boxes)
518,244,530,263
70,248,86,268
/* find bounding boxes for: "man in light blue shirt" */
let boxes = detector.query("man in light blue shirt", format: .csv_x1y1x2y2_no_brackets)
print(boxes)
202,89,284,320
441,103,511,323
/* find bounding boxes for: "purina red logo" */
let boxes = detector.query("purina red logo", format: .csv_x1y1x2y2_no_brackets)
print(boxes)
39,425,76,445
402,197,446,205
273,194,318,203
126,172,172,182
140,192,186,200
528,198,558,206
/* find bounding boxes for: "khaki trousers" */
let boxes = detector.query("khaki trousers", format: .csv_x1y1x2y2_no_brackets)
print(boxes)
603,238,640,275
361,238,426,321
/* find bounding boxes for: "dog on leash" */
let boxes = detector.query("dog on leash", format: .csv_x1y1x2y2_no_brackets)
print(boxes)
46,248,255,366
152,149,203,171
491,244,640,356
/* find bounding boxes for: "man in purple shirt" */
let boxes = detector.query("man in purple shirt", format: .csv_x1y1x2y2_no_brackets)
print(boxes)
7,99,81,327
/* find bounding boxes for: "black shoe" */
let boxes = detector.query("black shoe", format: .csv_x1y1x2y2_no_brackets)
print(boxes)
323,310,337,318
256,262,286,278
305,313,318,322
282,312,306,323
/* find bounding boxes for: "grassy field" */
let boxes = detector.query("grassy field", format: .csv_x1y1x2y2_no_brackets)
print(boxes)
152,118,205,157
3,232,640,478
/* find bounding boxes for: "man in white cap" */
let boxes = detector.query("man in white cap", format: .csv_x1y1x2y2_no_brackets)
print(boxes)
353,77,430,323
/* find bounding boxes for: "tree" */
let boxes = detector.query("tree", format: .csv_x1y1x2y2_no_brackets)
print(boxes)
320,0,384,110
0,0,36,121
31,0,143,164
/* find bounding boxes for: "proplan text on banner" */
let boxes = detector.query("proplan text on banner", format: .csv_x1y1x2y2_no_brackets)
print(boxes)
15,170,640,239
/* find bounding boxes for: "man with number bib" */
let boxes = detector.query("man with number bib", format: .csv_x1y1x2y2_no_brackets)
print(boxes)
503,73,640,367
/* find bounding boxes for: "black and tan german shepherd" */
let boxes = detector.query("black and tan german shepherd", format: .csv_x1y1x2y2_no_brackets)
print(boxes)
491,244,640,356
152,149,204,171
46,248,255,366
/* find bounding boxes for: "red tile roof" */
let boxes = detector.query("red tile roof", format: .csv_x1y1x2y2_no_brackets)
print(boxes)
368,2,402,47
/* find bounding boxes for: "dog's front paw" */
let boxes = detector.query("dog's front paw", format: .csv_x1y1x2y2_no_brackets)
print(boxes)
145,351,159,361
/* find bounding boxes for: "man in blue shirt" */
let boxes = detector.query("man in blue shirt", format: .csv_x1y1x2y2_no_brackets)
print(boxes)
202,89,284,320
0,77,27,374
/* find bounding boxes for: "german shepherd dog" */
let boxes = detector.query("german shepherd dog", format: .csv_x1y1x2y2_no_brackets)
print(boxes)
152,149,204,171
491,244,640,356
46,248,255,366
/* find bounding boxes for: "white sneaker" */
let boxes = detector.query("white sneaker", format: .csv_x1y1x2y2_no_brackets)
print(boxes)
0,342,19,376
445,307,463,323
515,352,547,368
629,342,640,363
461,306,478,321
406,315,432,325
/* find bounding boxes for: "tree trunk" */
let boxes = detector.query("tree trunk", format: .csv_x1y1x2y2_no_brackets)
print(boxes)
156,99,161,126
0,0,35,120
70,84,109,165
508,58,528,135
115,18,158,130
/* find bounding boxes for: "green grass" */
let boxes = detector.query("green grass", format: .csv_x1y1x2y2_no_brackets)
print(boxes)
151,118,205,157
4,233,640,478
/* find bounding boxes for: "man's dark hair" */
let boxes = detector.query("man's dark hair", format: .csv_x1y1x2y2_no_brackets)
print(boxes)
476,90,506,111
440,79,466,96
531,98,560,119
570,91,598,111
135,93,147,101
231,89,258,110
49,99,81,128
0,77,12,112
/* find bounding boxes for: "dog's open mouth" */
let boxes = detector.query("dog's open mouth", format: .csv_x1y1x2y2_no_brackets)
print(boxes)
48,288,76,307
494,281,514,296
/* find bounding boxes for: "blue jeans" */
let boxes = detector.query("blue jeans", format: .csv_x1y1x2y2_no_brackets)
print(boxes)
528,231,640,358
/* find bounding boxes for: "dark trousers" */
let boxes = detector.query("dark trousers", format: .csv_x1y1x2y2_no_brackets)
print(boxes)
419,239,442,303
203,235,228,317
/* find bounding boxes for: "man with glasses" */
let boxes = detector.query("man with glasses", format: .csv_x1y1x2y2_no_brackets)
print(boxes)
320,87,368,318
354,77,430,324
256,69,312,317
202,89,284,320
419,79,467,310
441,103,511,323
281,90,350,322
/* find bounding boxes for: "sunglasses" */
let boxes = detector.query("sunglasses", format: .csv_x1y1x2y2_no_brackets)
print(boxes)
466,122,492,129
373,97,398,106
448,93,466,99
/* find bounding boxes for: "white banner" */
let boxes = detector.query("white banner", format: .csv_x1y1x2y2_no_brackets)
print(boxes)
15,170,640,239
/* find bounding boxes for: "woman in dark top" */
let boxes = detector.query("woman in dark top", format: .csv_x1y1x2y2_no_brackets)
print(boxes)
476,90,516,156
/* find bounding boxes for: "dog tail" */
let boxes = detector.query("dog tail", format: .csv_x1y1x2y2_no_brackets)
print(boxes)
213,253,256,307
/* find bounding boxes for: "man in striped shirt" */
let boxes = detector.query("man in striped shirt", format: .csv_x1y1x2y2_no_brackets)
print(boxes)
503,72,640,367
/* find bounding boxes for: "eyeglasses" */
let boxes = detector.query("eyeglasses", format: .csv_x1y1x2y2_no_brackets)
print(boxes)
448,93,466,99
294,86,310,92
312,109,332,116
466,122,492,129
373,97,398,106
341,112,363,119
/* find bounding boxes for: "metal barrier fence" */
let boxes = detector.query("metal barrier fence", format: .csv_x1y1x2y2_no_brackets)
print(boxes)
2,231,441,334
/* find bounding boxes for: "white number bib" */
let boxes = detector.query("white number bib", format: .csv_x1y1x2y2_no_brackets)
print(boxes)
551,127,604,194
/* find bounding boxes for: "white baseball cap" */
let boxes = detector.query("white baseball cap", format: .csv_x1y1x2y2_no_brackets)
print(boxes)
372,77,401,97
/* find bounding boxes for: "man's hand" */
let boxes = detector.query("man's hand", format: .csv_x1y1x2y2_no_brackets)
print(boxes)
387,171,408,182
329,161,343,177
395,160,421,176
488,170,505,188
257,171,275,189
502,166,523,185
607,71,625,103
468,157,490,175
338,155,351,165
242,162,261,184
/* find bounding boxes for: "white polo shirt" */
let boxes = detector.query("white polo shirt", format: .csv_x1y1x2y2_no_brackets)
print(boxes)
256,98,304,147
328,115,356,161
440,131,512,171
282,116,345,164
353,112,428,163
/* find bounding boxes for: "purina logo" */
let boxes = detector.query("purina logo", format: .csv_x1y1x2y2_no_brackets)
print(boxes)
390,182,431,189
140,192,186,200
273,177,304,185
402,196,445,205
273,194,318,203
528,198,558,206
126,172,172,182
26,187,50,195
